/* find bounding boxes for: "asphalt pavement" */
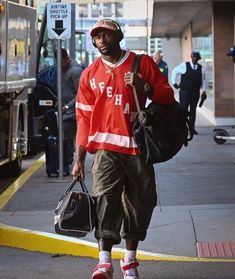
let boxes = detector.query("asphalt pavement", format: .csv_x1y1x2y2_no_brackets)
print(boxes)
1,247,235,279
0,107,235,278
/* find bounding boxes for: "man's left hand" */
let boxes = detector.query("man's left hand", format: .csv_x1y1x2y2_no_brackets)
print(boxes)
124,72,145,92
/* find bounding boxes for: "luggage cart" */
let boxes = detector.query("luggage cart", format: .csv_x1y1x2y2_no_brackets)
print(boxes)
213,126,235,145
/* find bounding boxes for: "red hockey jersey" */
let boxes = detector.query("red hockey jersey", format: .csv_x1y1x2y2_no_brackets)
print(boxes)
76,51,175,155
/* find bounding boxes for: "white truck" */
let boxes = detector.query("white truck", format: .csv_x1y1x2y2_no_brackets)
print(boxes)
0,1,84,177
0,0,36,176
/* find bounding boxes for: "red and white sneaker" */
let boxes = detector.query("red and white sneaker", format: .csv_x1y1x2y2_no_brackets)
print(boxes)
120,259,140,279
91,263,113,279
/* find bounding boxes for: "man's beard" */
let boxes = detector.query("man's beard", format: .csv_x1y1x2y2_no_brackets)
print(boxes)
98,42,119,56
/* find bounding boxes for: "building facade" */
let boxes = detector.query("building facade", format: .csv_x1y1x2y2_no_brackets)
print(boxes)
151,0,235,125
36,0,154,66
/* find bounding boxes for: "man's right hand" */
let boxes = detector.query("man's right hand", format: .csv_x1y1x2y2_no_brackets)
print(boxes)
71,145,87,180
173,83,179,89
71,160,85,180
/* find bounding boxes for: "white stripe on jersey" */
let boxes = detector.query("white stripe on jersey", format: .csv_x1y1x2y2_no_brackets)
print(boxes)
88,131,137,149
76,101,94,111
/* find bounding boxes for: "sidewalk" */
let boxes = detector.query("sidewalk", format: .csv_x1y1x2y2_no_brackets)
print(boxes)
0,109,235,261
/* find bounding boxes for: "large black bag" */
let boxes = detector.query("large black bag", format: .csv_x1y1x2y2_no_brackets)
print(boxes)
44,136,70,177
54,178,96,237
41,109,69,177
41,109,58,140
132,55,193,164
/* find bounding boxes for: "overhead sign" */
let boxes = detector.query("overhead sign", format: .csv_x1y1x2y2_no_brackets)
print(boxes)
47,3,71,39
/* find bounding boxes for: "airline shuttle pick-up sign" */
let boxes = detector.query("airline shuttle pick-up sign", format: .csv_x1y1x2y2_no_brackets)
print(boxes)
47,3,71,39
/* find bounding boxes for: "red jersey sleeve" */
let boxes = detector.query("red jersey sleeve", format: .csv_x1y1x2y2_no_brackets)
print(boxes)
75,70,95,146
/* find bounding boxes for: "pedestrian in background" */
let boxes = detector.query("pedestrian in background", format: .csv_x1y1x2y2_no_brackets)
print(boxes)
72,19,175,279
171,51,207,135
152,50,169,79
227,45,235,63
55,48,83,166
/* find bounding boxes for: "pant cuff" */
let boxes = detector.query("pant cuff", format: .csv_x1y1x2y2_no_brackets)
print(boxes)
95,229,121,245
121,232,147,242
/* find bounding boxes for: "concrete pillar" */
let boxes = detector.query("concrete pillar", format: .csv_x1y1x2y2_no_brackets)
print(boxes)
213,1,235,120
181,22,192,62
161,37,181,81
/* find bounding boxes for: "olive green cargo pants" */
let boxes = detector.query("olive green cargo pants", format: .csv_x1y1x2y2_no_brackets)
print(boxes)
92,150,157,244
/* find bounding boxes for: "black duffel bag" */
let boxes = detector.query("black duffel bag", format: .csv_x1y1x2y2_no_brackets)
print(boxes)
132,55,193,164
133,101,192,164
54,178,96,237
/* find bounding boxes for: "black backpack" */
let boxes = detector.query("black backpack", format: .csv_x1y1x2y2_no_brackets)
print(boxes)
132,55,193,164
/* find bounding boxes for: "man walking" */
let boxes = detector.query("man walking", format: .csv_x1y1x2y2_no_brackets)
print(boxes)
57,48,83,166
72,19,174,279
153,50,169,79
171,51,207,135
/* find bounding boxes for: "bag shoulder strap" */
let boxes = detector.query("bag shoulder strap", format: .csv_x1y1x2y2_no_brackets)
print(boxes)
132,54,143,73
132,54,143,113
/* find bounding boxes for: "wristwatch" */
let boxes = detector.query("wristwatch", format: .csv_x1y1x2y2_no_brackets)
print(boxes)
144,83,151,93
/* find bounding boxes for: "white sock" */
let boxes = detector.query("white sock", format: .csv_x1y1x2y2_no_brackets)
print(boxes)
124,250,136,263
99,251,111,264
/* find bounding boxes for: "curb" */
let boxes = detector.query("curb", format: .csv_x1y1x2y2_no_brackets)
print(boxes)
1,155,235,262
1,223,235,262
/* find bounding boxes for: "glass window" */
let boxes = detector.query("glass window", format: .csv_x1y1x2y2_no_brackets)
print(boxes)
103,3,112,17
91,4,100,18
38,30,56,72
75,33,86,66
79,4,88,18
115,3,123,18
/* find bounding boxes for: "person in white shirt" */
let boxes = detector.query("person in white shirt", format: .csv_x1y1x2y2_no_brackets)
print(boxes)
171,51,207,135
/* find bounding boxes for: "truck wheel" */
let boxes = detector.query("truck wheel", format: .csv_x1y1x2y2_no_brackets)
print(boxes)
7,155,22,176
0,154,22,177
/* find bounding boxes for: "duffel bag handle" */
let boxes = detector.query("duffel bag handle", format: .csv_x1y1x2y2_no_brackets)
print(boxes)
61,178,89,200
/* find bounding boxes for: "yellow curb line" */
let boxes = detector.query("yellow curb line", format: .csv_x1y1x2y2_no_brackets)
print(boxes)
1,223,235,263
0,154,45,210
0,223,99,259
1,155,235,263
